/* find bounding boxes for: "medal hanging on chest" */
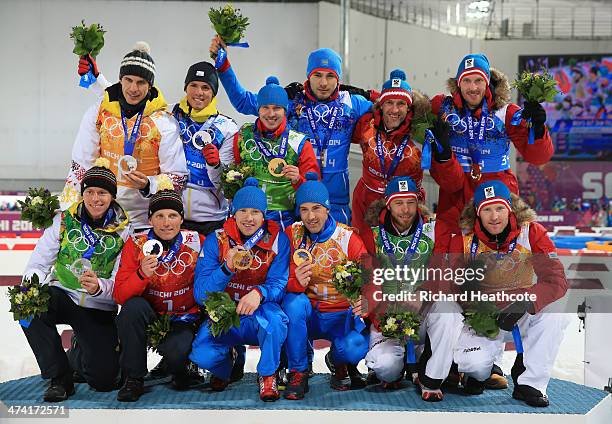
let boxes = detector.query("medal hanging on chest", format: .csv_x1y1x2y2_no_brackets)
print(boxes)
119,110,144,173
293,230,319,266
253,125,289,177
464,100,488,181
230,226,266,271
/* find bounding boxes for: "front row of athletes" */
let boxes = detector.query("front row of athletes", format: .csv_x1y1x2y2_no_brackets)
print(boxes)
21,160,568,407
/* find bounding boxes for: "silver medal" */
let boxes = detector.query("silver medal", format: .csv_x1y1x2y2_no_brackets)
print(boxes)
118,155,138,173
192,130,213,150
143,239,164,258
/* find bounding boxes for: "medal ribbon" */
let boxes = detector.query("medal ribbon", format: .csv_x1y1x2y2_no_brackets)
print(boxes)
253,125,289,161
379,218,423,267
121,109,144,156
464,99,488,169
469,235,518,261
305,105,340,166
147,230,183,264
375,132,411,180
81,208,115,260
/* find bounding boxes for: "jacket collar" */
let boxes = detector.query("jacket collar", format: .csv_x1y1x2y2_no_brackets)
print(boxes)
303,215,336,243
303,80,340,103
102,82,168,118
255,117,287,138
223,217,280,250
178,96,218,123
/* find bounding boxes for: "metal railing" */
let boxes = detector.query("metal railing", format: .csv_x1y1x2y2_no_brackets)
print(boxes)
331,0,612,40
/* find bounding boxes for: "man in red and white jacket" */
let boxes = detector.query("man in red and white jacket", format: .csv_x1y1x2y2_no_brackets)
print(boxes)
113,187,204,402
430,53,553,253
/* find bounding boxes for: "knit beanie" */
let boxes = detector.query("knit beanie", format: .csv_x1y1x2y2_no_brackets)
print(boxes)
295,172,330,210
306,48,342,80
119,41,156,86
232,177,267,215
184,61,219,95
384,176,418,207
81,157,117,197
456,53,491,86
473,180,512,216
379,69,413,105
257,76,288,111
148,178,184,218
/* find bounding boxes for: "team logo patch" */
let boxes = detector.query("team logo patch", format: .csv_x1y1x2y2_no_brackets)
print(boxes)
391,78,401,87
321,59,329,65
465,58,474,69
484,186,495,198
399,180,409,192
196,70,205,77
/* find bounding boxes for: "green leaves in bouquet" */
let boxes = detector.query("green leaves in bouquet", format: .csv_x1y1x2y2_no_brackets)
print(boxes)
331,260,369,303
220,163,254,200
380,310,421,342
411,111,436,145
204,291,240,337
463,301,500,339
146,314,172,353
208,4,250,45
70,20,106,57
17,187,59,230
512,68,559,104
8,274,50,322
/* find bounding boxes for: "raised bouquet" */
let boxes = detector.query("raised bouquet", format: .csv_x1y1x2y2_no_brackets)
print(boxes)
331,260,368,303
512,68,559,103
18,187,60,229
69,20,105,58
146,314,172,353
380,310,421,342
204,291,240,337
209,4,250,45
8,274,50,323
221,163,253,199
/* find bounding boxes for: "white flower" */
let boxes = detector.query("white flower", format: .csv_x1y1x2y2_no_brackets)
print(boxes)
341,270,351,279
30,196,43,206
335,272,343,280
386,317,397,326
226,170,243,183
29,287,39,297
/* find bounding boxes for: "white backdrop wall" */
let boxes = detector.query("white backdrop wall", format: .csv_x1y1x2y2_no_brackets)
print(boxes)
0,0,318,184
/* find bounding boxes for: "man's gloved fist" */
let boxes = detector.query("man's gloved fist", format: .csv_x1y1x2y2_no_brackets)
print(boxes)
284,82,304,100
522,101,547,139
78,54,99,78
496,300,534,331
202,143,220,166
431,118,452,162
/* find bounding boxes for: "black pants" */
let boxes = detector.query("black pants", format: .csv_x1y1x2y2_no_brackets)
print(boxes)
115,297,196,379
182,219,225,236
21,286,119,391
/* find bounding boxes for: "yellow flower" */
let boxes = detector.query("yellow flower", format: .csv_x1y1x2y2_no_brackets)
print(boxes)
30,196,43,207
404,328,414,336
156,174,174,191
15,293,26,304
94,157,111,169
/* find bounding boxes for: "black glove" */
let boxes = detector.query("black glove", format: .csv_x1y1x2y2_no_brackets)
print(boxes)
284,82,303,100
341,84,371,100
496,300,534,332
431,119,452,162
522,101,547,139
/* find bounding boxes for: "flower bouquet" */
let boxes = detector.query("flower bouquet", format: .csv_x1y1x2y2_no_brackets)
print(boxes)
204,291,240,337
17,187,60,229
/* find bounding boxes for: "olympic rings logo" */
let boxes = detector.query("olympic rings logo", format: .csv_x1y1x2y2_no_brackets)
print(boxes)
310,104,345,125
388,238,428,261
312,246,343,268
155,251,195,277
445,113,495,134
366,135,414,160
243,138,281,162
101,116,152,140
66,228,117,254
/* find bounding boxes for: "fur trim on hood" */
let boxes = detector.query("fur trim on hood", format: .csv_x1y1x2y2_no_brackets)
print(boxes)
459,193,537,232
365,198,433,227
446,68,511,110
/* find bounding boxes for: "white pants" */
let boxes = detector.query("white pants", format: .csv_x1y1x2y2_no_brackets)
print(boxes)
453,301,571,394
365,301,464,384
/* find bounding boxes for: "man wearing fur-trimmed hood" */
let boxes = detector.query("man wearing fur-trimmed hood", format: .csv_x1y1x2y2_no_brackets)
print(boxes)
448,180,569,407
429,53,553,254
351,69,429,238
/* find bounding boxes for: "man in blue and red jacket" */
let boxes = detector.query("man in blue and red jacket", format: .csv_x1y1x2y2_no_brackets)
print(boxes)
189,178,290,402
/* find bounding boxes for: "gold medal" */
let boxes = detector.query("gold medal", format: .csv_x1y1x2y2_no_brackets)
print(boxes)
268,158,287,177
233,250,253,270
293,249,313,266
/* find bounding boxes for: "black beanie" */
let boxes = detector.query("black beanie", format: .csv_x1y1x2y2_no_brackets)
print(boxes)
184,61,219,95
148,190,184,218
119,41,156,86
81,159,117,197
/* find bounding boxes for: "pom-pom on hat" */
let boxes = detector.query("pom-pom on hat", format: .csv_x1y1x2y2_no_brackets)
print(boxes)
184,61,219,95
148,176,183,218
307,48,342,80
379,69,413,105
384,176,418,207
456,53,491,86
232,177,267,215
295,172,330,210
257,76,289,111
119,41,156,86
81,157,117,197
473,180,512,216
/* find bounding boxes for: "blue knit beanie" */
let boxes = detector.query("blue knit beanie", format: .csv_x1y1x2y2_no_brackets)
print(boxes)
473,180,512,216
307,48,342,80
257,76,288,111
232,177,267,215
384,176,418,207
379,69,413,105
295,172,330,210
456,53,491,85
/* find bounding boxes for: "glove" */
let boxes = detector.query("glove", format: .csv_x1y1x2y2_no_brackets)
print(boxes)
78,54,99,78
431,119,452,162
496,300,533,332
284,82,303,100
521,101,546,139
341,84,375,101
202,144,220,166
